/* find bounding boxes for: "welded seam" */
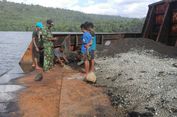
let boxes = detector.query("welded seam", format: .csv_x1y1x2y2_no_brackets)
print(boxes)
57,68,64,117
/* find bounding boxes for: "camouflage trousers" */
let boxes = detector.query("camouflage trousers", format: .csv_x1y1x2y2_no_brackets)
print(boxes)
43,45,54,71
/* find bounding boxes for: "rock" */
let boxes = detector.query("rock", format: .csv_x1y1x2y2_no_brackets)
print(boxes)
145,107,155,114
111,76,117,82
128,111,154,117
140,71,147,73
118,73,122,76
34,73,43,81
157,71,165,77
172,63,177,68
106,77,111,80
170,108,177,113
127,78,134,81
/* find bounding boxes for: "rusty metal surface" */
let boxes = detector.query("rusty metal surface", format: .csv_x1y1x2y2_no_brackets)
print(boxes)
19,42,34,73
143,0,177,46
18,66,117,117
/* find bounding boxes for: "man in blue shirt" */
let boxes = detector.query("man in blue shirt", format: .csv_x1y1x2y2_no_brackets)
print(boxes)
80,23,92,79
85,22,96,72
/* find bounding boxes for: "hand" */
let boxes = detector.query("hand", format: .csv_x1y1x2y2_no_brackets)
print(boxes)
52,37,57,41
54,37,58,40
85,44,89,49
48,37,57,41
36,47,39,52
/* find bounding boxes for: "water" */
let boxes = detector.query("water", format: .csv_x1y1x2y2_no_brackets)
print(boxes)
0,32,32,114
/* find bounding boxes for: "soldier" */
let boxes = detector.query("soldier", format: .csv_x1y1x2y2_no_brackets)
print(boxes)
41,19,56,71
32,22,43,70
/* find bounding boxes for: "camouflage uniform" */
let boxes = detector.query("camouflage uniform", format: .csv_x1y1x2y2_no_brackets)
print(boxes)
41,27,54,71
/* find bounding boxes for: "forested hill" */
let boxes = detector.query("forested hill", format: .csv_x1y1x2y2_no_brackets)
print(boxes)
0,1,144,32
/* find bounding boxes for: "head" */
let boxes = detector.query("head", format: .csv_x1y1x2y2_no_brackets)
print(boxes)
46,19,54,29
80,23,87,32
84,21,94,32
36,22,43,30
60,45,65,52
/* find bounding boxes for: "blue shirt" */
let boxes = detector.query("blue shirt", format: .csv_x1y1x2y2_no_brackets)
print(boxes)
81,32,92,54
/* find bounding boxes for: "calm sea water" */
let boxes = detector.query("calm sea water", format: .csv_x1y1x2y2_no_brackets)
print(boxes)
0,32,32,81
0,32,32,114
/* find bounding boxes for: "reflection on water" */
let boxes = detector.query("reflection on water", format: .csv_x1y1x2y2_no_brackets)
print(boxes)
0,85,23,93
0,85,24,112
0,103,7,113
0,65,25,84
0,85,23,113
0,32,32,114
0,93,16,102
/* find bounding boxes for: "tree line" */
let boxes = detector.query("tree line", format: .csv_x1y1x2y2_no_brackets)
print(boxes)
0,1,144,32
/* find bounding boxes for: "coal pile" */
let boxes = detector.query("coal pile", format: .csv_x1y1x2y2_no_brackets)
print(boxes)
97,38,177,58
95,38,177,117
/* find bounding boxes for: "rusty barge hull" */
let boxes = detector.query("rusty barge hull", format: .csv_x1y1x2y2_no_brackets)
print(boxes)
143,0,177,46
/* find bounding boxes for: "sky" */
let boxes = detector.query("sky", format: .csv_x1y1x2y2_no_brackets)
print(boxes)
5,0,161,18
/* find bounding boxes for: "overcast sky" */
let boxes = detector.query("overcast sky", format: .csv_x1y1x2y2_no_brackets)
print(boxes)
5,0,161,18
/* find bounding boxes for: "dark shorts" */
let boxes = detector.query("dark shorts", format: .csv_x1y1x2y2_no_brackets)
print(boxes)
32,46,39,59
82,50,94,61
